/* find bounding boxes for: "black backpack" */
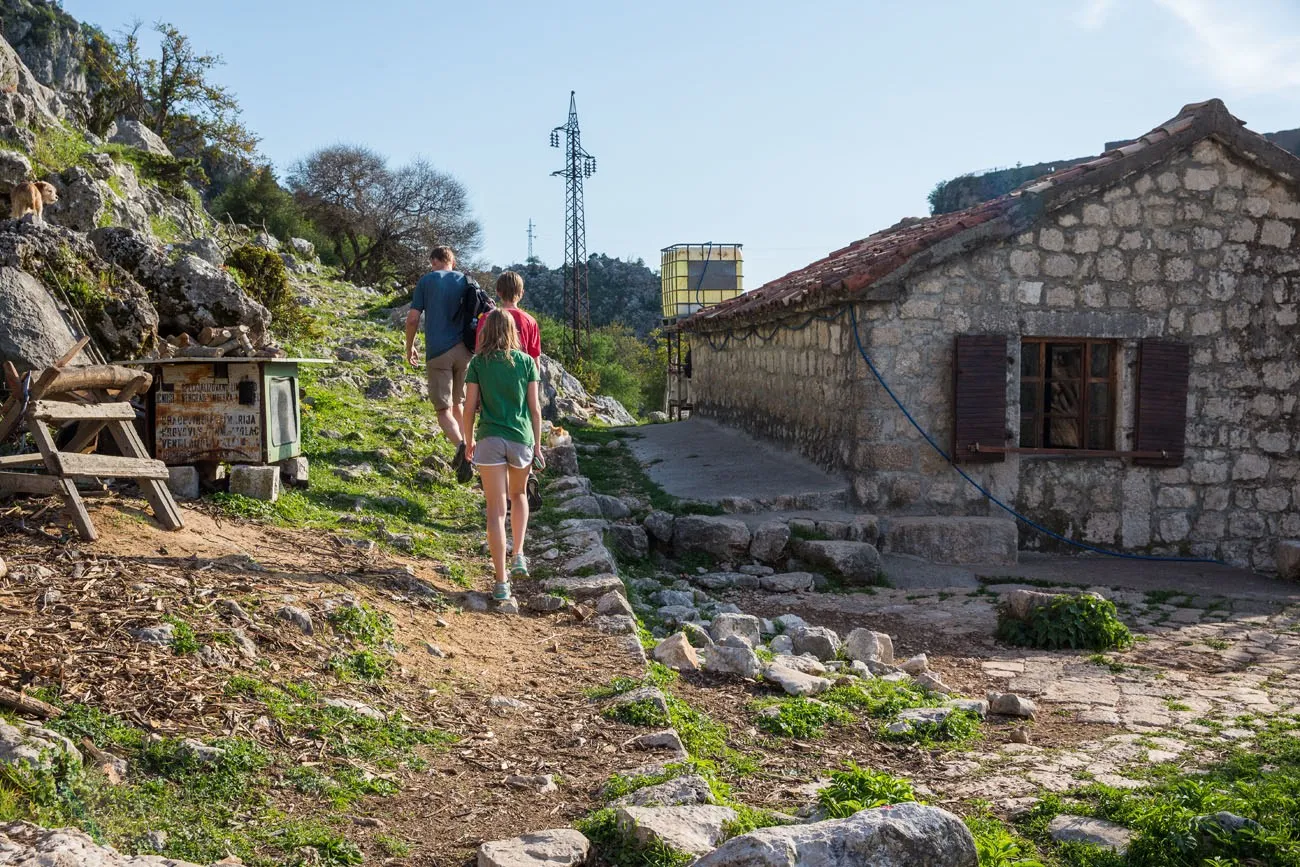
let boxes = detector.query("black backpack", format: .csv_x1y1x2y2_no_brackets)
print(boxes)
458,273,495,352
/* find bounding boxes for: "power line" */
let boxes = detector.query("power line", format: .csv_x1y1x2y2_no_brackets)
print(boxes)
550,91,596,359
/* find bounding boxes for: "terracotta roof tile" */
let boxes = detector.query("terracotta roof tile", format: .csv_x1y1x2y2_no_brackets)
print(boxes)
682,99,1279,331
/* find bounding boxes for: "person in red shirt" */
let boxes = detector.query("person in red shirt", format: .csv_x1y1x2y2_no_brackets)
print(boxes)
477,271,540,359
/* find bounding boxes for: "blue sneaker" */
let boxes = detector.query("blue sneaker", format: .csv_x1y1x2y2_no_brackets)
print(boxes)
492,581,512,601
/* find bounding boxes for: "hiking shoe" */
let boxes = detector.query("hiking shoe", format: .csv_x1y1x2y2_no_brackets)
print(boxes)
453,442,473,484
509,553,529,578
492,581,512,601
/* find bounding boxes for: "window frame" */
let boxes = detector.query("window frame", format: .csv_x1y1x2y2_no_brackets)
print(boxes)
1018,337,1118,456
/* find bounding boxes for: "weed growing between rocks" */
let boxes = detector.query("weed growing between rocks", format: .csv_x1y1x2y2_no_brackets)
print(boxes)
569,428,724,517
227,244,314,339
879,708,982,748
753,697,854,739
997,595,1134,652
1014,715,1300,866
816,763,917,817
963,806,1047,867
576,808,695,867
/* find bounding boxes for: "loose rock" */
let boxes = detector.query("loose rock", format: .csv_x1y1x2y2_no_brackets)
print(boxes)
989,692,1037,718
765,662,832,697
790,625,841,661
844,628,894,664
1047,815,1134,854
276,605,314,635
710,613,762,646
615,805,738,857
702,644,761,679
653,633,701,671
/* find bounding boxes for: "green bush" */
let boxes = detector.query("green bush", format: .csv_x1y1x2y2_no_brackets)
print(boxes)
212,166,331,260
996,594,1134,651
225,244,312,339
817,763,917,818
537,314,665,416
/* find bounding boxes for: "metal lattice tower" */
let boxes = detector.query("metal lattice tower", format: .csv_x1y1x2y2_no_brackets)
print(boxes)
527,218,536,262
550,91,596,359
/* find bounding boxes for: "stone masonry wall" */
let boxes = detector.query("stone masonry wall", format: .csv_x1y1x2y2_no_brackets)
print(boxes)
690,318,861,472
693,139,1300,570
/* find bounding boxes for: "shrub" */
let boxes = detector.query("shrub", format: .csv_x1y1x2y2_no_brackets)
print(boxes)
225,244,312,339
817,763,917,818
996,594,1134,651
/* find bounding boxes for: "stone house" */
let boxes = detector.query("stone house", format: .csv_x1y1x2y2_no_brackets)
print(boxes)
677,100,1299,571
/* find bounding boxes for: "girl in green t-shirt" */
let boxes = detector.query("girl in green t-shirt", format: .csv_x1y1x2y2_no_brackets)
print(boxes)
464,309,544,600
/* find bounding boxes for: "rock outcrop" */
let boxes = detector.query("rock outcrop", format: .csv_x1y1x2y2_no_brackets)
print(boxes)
537,353,637,425
90,227,270,343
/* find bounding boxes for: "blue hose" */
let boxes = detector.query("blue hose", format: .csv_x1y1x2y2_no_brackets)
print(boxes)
839,303,1221,564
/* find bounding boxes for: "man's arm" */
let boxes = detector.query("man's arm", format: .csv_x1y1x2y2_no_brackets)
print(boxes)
405,308,422,366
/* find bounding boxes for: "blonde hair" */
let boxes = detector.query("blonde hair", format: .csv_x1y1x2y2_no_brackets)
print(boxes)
496,270,524,303
477,308,520,355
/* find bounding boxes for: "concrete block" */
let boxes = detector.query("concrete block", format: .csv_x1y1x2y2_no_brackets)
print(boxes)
883,517,1018,565
1278,540,1300,581
278,456,309,488
229,465,280,502
166,466,200,500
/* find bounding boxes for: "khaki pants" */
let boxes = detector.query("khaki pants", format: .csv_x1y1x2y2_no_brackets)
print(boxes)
426,343,471,410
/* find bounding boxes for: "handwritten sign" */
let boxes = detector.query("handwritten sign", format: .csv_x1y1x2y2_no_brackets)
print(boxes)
155,363,263,464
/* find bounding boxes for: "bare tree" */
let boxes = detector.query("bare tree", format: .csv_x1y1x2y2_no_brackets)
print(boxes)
288,145,481,285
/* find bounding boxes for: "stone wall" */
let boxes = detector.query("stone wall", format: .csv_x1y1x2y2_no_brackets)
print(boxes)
692,139,1300,570
690,318,862,471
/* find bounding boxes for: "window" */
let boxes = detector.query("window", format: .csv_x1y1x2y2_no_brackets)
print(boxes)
1019,339,1115,450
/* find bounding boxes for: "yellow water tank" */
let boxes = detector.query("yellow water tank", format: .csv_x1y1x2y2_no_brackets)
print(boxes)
661,243,743,321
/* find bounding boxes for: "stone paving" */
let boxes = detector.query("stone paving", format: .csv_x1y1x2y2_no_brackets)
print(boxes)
747,581,1300,805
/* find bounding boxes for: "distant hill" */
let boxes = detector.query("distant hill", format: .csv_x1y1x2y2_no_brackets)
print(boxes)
929,126,1300,215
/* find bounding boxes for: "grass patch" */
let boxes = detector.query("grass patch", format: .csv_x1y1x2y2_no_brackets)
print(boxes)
569,428,722,516
327,649,391,682
753,697,854,739
1086,653,1130,674
821,678,934,718
326,603,393,646
1204,637,1231,650
817,763,917,818
965,805,1047,867
997,594,1133,652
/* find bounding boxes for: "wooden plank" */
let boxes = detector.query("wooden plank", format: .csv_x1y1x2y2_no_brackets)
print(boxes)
1135,340,1190,468
30,400,136,422
0,471,61,494
0,454,46,468
0,685,62,719
2,361,18,395
105,419,184,531
64,378,152,457
28,420,96,541
0,366,60,443
52,452,170,481
53,337,91,369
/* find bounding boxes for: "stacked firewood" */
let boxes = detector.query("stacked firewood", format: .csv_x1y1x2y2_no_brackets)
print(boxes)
156,326,286,360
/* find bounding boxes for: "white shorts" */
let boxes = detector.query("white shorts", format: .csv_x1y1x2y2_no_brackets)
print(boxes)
474,437,533,469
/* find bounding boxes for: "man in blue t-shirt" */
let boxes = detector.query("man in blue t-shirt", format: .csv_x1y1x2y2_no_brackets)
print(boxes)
405,245,474,481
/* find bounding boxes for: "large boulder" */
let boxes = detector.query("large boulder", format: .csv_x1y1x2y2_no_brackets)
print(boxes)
107,119,172,157
47,165,106,231
702,644,761,679
694,802,978,867
795,540,882,585
0,221,160,360
998,588,1063,622
90,227,270,343
0,266,78,371
844,628,894,665
0,1,88,95
672,515,752,560
289,237,316,259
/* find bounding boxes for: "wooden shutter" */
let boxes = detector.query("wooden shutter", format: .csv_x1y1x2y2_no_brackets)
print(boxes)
952,335,1008,463
1134,339,1190,467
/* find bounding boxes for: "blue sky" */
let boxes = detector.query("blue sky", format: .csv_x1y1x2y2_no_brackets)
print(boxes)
64,0,1300,289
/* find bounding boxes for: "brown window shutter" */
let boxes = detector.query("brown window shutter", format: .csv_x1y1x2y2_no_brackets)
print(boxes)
1134,339,1190,467
952,335,1007,463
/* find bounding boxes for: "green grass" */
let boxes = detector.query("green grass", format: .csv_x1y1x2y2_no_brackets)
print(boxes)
965,805,1047,867
576,808,694,867
327,603,393,646
816,763,917,818
327,649,391,682
163,616,202,655
820,678,935,718
1014,715,1300,866
1086,653,1130,674
0,699,364,866
1203,638,1231,650
753,697,854,739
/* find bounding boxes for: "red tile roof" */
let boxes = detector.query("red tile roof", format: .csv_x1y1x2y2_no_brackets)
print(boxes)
680,99,1294,331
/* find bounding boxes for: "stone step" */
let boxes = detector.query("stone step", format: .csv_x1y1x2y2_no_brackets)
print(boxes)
882,517,1019,566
